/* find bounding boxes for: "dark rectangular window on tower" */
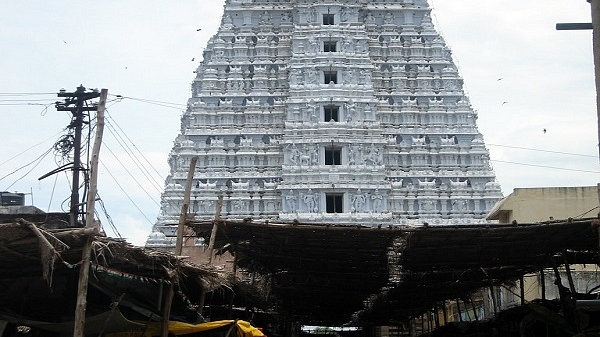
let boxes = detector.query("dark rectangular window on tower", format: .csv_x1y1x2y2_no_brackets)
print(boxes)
323,14,335,25
324,71,337,84
323,41,337,52
324,105,339,122
325,146,342,165
326,194,343,213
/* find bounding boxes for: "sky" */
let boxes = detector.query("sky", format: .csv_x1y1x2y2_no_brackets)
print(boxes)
0,1,598,246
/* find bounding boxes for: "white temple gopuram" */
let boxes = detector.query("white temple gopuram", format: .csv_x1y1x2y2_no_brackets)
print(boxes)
149,0,504,246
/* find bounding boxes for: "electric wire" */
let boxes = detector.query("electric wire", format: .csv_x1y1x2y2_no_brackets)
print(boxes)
0,92,56,96
101,143,161,208
104,114,164,193
105,109,166,181
46,172,59,213
487,143,597,158
96,194,122,239
103,124,164,195
102,109,182,213
572,206,600,219
0,129,64,168
0,146,53,185
491,159,600,174
3,147,54,191
110,94,186,110
98,160,154,225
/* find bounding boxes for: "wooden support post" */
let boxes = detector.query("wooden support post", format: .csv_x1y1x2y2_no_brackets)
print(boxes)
428,311,433,332
540,269,546,300
442,301,448,326
162,157,196,337
456,298,463,323
198,290,207,316
0,321,7,336
563,252,577,296
470,296,479,321
489,286,497,316
175,157,197,255
160,285,175,337
207,195,224,265
224,321,237,337
73,89,107,337
520,276,526,306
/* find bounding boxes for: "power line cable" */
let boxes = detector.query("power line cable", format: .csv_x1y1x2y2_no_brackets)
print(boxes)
0,146,53,185
491,159,600,174
102,112,182,214
98,160,154,225
96,194,122,239
101,144,161,208
103,104,174,182
104,114,164,192
0,130,64,168
0,92,56,96
109,94,186,110
3,147,54,190
488,143,597,158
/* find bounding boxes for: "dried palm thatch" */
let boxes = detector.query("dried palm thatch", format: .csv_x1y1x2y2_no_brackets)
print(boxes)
187,217,600,326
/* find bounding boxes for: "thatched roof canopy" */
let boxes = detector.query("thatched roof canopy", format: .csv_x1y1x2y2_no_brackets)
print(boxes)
189,218,600,326
0,218,231,326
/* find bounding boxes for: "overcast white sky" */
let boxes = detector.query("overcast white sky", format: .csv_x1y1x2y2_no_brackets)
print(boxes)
0,1,598,246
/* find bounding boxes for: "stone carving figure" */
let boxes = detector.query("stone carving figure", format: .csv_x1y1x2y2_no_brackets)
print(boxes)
302,190,318,213
348,145,356,165
281,11,292,23
345,100,356,122
300,145,312,166
199,200,214,213
372,190,384,212
285,192,297,212
365,144,381,165
233,199,246,212
291,145,301,165
384,12,394,24
223,14,233,26
306,68,318,84
260,11,272,25
340,7,349,22
352,190,367,212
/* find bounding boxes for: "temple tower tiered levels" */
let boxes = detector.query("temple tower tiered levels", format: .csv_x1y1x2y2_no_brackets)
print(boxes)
152,0,503,243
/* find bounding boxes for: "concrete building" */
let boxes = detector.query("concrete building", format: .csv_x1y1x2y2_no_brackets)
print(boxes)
485,186,600,315
487,186,599,224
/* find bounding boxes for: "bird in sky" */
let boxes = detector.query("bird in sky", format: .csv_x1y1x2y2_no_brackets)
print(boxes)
543,128,547,134
497,78,503,81
502,101,508,105
191,58,195,61
196,28,202,31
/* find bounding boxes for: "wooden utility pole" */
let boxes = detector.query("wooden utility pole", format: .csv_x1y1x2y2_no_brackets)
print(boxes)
73,88,107,337
55,86,101,227
161,157,197,337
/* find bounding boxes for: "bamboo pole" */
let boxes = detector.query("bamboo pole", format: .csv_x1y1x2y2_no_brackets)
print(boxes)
73,89,107,337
